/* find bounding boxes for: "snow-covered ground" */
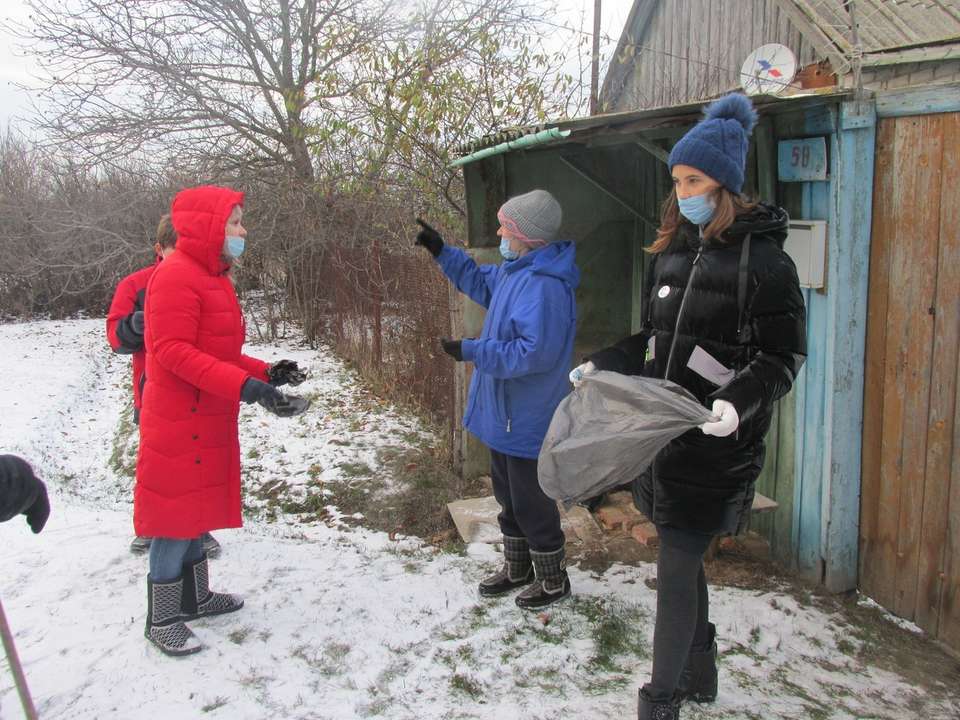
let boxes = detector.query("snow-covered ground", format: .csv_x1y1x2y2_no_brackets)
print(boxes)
1,318,958,719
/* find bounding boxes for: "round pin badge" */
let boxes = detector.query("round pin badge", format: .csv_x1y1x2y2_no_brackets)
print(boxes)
658,285,671,299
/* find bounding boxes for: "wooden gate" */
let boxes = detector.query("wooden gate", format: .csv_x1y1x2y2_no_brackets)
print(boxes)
860,112,960,651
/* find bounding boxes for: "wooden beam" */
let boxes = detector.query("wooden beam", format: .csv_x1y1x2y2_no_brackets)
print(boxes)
875,82,960,119
558,154,659,230
820,100,877,593
755,116,776,202
634,136,669,164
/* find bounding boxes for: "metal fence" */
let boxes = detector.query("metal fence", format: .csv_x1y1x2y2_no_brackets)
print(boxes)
315,237,459,452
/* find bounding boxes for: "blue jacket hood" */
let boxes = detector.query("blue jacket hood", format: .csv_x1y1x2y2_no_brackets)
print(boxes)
506,240,580,288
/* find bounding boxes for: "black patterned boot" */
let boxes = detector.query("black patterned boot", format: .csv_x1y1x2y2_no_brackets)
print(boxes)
515,547,571,609
638,687,681,720
145,575,202,656
479,535,534,597
677,622,718,703
180,555,244,620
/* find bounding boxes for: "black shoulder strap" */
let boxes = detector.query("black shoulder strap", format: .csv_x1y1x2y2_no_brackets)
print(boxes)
737,233,751,343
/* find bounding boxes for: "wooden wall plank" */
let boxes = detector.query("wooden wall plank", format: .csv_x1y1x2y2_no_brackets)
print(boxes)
796,174,831,581
871,118,912,611
822,101,876,592
891,115,942,620
859,117,896,600
940,325,960,650
773,387,798,566
928,113,960,643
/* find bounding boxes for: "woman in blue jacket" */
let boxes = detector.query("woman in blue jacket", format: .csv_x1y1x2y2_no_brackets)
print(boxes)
415,189,579,609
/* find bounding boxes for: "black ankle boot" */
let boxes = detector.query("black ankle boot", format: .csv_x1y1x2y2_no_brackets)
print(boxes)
637,687,681,720
180,554,244,620
145,575,202,656
479,535,533,597
515,547,571,609
677,622,718,703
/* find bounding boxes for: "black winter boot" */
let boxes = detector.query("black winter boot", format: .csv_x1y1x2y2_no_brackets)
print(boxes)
201,532,221,558
638,687,681,720
515,547,571,609
145,575,202,656
479,535,533,597
676,622,718,703
180,555,244,621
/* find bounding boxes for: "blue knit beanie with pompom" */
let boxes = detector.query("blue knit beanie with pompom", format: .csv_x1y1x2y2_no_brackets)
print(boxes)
667,93,758,194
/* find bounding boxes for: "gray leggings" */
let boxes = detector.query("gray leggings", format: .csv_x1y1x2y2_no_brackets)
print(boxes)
646,525,713,701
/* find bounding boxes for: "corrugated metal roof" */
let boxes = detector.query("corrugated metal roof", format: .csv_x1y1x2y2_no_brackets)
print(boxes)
783,0,960,54
455,87,851,158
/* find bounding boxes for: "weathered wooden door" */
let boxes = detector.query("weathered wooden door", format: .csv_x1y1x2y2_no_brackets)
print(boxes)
860,112,960,652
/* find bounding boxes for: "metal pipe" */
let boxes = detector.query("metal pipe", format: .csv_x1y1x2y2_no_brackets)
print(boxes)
449,128,572,168
0,596,39,720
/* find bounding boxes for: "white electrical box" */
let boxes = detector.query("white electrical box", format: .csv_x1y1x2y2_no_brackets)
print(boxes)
784,220,827,289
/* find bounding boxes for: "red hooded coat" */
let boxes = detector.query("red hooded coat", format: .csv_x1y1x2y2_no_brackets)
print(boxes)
134,186,269,538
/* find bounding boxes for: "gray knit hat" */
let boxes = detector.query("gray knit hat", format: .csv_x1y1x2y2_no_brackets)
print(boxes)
497,189,562,244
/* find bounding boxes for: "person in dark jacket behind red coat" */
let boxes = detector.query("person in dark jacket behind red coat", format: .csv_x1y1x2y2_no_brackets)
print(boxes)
136,185,309,656
106,214,231,558
571,94,806,720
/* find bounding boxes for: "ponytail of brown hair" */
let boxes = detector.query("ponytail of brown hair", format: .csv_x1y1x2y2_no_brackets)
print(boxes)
648,188,758,254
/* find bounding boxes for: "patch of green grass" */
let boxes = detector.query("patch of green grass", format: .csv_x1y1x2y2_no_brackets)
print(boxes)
588,601,649,671
835,636,857,656
201,696,229,712
337,461,373,478
291,641,352,676
567,596,649,671
769,667,831,719
109,403,138,479
279,493,328,517
450,673,483,699
246,447,261,460
228,625,254,645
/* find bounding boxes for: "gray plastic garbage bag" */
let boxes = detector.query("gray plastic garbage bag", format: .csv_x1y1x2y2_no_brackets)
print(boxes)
538,371,717,507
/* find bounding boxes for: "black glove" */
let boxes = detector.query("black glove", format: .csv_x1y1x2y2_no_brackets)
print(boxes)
415,218,444,258
131,311,145,335
267,359,307,387
241,378,311,418
440,337,463,362
0,455,51,534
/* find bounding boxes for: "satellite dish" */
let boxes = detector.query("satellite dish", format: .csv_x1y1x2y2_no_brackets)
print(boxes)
740,44,798,96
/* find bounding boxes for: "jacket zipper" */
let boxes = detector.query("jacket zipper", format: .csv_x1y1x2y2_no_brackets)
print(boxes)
663,243,704,383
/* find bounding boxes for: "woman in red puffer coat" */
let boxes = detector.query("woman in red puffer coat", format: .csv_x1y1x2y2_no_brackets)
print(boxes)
136,185,308,656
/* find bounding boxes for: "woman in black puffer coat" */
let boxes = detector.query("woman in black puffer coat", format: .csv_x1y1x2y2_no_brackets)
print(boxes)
572,94,806,720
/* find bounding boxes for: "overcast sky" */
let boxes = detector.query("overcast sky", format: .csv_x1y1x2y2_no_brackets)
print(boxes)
0,0,635,130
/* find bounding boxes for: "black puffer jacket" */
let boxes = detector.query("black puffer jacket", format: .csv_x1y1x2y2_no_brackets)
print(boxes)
589,204,806,535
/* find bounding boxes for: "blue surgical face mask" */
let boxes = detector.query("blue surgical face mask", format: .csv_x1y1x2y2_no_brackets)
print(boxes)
499,237,520,261
224,235,245,259
677,193,716,225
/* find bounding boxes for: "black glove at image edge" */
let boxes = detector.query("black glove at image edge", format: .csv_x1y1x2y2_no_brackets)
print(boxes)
0,455,50,533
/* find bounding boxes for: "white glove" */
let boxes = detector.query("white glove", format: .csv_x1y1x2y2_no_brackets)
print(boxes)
700,399,739,437
569,361,597,388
